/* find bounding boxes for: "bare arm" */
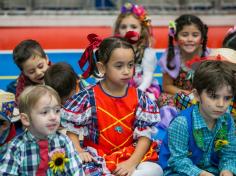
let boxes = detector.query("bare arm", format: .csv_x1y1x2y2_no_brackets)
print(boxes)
67,131,93,163
113,136,151,176
162,73,181,95
128,136,151,165
67,131,84,153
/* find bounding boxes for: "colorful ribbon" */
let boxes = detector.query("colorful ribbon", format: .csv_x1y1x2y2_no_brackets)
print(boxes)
78,33,102,78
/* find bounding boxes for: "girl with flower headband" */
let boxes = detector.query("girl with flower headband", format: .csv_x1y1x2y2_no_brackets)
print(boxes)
157,14,211,128
113,2,161,101
158,60,236,176
61,34,163,176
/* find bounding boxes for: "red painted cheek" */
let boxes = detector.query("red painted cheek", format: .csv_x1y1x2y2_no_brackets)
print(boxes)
196,39,202,44
177,40,186,45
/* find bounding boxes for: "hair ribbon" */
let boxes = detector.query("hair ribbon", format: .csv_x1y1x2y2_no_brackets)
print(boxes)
78,33,102,78
168,21,176,38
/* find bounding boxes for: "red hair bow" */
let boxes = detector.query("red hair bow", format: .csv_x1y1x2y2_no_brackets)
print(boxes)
78,33,102,78
186,55,223,70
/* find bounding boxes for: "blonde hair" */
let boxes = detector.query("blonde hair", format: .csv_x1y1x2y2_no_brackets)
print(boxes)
18,85,61,116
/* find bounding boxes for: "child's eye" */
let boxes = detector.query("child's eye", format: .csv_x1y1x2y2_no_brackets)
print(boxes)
40,110,48,115
128,63,134,68
180,32,188,37
115,64,122,68
192,33,200,37
28,70,35,74
55,108,61,114
224,96,233,101
38,63,44,69
120,25,127,30
208,93,217,99
131,25,138,29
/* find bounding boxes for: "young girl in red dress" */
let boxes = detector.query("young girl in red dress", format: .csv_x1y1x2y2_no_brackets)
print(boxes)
61,34,163,176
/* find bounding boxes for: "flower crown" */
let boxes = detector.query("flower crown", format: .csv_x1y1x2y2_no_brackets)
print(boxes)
120,2,151,26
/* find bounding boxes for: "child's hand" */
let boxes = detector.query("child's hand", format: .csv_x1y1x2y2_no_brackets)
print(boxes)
199,171,214,176
220,170,233,176
79,151,94,163
112,160,137,176
179,90,191,95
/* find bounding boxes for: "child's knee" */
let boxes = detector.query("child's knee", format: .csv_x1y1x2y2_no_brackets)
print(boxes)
133,161,163,176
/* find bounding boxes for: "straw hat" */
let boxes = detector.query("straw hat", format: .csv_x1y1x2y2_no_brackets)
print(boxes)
0,90,15,122
209,48,236,64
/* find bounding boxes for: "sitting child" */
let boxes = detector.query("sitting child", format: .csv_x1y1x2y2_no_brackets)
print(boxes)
0,85,85,175
159,60,236,176
13,39,51,105
209,48,236,121
44,62,89,105
61,34,163,176
113,2,161,101
157,14,210,128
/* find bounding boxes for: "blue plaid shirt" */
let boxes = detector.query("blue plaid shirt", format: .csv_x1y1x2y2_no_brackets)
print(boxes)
0,130,85,176
164,105,236,176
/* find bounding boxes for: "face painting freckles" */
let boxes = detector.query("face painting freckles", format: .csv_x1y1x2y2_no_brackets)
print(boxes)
177,24,202,55
177,39,185,45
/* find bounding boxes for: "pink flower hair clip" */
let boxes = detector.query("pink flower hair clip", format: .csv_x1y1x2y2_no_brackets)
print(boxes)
121,2,151,26
226,25,236,35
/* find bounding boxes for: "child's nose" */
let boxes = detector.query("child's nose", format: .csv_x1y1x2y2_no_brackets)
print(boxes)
187,35,194,41
216,98,224,107
126,27,133,33
35,68,42,75
49,111,58,120
123,67,131,74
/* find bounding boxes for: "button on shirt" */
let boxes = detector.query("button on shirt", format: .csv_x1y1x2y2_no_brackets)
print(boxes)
164,105,236,176
0,130,85,176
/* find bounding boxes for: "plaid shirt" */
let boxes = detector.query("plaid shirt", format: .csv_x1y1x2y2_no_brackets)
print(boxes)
0,130,85,176
164,105,236,176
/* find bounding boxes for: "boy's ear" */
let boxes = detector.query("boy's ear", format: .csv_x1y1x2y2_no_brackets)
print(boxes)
20,113,30,127
192,89,200,102
96,62,105,76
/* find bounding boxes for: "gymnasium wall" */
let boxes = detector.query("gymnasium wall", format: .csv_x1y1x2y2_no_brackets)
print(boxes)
0,25,231,91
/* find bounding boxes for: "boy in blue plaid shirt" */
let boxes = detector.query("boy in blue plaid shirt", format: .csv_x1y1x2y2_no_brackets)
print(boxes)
159,60,236,176
0,85,85,176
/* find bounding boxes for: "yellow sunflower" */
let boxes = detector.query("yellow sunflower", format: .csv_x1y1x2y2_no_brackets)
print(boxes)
48,148,69,173
215,139,229,151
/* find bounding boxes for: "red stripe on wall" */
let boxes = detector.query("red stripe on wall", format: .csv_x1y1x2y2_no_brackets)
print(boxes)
0,26,230,50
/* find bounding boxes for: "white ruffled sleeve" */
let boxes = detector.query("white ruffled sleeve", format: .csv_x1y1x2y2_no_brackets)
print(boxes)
138,48,157,91
133,90,161,140
60,90,93,137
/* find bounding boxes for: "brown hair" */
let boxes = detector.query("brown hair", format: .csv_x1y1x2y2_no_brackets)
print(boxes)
13,39,47,70
167,14,208,70
44,62,78,101
193,60,236,95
